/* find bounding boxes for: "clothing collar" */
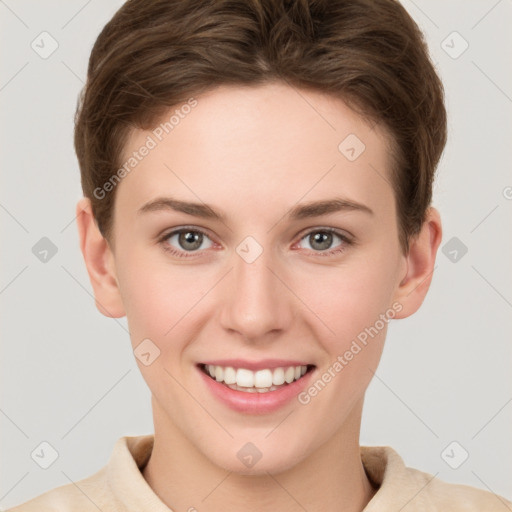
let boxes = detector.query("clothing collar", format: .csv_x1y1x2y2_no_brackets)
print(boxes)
107,435,415,511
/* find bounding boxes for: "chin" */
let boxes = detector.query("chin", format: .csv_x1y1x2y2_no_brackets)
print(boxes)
207,443,307,476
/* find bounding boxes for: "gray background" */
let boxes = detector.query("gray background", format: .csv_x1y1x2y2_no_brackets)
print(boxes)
1,0,511,508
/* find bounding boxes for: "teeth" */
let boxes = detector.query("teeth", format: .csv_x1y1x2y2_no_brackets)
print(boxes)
236,368,254,387
226,382,280,393
223,366,237,385
273,367,285,385
254,369,273,387
284,366,295,383
203,364,310,390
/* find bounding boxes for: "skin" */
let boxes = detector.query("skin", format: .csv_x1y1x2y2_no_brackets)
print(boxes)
76,81,442,512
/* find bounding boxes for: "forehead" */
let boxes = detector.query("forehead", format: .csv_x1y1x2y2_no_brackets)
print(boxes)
116,82,395,221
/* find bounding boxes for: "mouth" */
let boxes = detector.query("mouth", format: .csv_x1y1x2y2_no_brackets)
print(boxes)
198,363,316,393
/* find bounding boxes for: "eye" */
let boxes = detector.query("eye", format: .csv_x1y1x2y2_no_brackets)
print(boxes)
158,226,352,258
159,227,214,256
296,228,351,255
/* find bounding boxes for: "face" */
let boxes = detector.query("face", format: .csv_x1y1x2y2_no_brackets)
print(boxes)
105,82,410,473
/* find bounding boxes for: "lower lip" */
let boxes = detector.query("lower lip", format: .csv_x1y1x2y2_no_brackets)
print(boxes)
197,365,315,415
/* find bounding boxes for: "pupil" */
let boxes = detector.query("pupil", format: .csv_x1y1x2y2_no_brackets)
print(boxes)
179,231,202,250
311,231,332,251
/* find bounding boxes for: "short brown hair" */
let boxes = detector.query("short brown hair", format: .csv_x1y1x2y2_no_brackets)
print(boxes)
74,0,447,253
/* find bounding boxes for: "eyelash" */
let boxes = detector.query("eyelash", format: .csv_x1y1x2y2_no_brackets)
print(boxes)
157,226,353,259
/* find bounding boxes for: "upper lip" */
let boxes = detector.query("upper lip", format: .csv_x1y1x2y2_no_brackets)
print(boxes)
199,359,314,371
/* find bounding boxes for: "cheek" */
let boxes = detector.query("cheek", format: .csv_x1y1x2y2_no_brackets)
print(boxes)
292,250,401,402
296,259,396,344
293,262,394,419
115,254,213,402
115,251,205,349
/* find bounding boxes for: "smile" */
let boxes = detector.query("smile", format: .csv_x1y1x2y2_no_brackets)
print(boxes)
199,363,314,393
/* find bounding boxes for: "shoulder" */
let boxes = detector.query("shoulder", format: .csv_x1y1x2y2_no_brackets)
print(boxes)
5,466,108,512
406,465,512,511
5,435,154,512
361,445,512,511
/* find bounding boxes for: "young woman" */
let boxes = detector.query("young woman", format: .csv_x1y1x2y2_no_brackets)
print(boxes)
8,0,511,510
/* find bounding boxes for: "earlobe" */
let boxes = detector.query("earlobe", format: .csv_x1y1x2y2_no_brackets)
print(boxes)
393,207,442,319
75,197,126,318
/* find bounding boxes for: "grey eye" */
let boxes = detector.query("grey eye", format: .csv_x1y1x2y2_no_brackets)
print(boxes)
166,230,213,252
298,230,343,252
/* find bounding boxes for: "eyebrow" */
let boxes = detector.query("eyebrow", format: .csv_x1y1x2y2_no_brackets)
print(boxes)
137,196,374,221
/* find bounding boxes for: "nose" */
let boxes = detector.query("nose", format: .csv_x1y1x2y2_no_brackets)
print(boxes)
219,245,294,342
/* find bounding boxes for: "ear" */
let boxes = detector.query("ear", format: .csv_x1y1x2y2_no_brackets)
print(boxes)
392,206,442,318
75,197,126,318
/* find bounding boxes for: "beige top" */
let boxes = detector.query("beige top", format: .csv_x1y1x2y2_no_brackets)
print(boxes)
7,435,511,511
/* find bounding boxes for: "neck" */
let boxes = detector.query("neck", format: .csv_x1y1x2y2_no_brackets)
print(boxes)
142,397,377,512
